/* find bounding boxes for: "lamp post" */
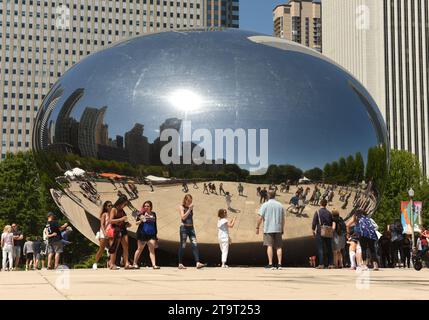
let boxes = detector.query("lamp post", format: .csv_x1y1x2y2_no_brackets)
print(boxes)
408,188,415,252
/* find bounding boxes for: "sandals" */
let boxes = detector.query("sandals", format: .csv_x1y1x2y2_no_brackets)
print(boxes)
110,265,120,270
124,265,134,270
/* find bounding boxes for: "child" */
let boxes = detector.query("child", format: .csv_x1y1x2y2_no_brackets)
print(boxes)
217,209,236,268
225,192,232,210
23,237,34,271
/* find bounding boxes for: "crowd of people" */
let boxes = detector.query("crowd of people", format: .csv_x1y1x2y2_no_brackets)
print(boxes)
1,217,72,271
2,176,427,271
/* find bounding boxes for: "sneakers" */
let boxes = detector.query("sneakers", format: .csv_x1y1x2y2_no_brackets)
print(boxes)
152,265,161,269
315,265,325,269
92,263,97,270
196,262,206,269
276,265,283,270
178,264,187,269
221,264,229,268
264,264,276,270
327,265,335,269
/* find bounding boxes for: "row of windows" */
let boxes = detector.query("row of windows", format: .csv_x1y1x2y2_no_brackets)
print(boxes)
3,92,44,99
2,116,32,123
3,69,63,77
2,105,38,112
2,129,31,135
1,142,30,148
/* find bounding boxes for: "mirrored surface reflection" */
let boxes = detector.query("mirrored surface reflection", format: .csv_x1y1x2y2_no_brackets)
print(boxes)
33,29,388,265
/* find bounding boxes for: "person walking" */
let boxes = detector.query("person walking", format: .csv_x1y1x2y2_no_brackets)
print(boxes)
256,190,285,269
93,201,112,270
217,209,236,268
133,201,160,269
177,194,205,269
1,225,14,271
219,183,226,196
388,220,404,267
108,196,132,270
312,199,334,269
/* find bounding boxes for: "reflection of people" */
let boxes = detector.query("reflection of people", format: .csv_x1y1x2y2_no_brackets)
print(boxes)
178,194,205,269
219,183,226,195
203,183,209,194
217,209,236,268
256,190,285,270
225,192,232,210
133,201,160,269
237,183,244,196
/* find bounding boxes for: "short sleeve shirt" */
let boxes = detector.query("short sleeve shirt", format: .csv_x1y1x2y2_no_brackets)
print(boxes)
218,218,229,240
259,199,285,233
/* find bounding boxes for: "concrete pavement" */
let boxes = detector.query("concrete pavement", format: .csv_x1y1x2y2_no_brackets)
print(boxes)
0,267,427,300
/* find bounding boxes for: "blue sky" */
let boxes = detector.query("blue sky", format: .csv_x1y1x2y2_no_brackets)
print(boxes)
239,0,321,35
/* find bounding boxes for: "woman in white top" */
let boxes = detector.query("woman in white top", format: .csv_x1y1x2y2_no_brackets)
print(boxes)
93,201,112,270
217,209,236,268
1,225,14,271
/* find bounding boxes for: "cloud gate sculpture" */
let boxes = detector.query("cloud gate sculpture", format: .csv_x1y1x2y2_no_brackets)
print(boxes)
33,29,388,266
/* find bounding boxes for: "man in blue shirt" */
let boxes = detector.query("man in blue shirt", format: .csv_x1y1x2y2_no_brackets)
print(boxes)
256,190,285,270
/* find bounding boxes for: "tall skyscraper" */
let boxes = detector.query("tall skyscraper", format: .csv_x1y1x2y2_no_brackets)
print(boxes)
0,0,239,160
323,0,429,174
273,0,322,52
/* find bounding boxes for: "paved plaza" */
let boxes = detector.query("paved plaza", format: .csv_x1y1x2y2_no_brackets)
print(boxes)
1,267,427,300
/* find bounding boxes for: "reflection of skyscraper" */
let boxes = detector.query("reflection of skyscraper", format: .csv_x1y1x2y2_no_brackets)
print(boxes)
78,106,107,158
54,88,85,147
125,123,151,165
152,118,182,164
116,135,124,149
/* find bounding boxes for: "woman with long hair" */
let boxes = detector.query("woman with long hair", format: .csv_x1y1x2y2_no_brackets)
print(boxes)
108,195,132,270
92,201,112,270
1,225,14,271
178,194,205,269
132,200,160,269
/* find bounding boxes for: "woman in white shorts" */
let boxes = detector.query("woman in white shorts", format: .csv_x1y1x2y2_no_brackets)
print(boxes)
92,201,112,269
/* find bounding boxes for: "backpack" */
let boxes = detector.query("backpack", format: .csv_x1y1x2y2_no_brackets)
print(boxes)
356,215,377,240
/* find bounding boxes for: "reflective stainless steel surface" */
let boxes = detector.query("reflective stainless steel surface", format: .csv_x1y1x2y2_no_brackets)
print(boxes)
33,29,388,265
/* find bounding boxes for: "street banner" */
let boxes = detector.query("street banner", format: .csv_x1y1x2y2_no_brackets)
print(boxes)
400,201,422,234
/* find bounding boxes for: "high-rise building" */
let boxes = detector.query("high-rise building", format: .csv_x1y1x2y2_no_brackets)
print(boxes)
125,123,151,165
0,0,239,160
323,0,429,174
273,0,322,52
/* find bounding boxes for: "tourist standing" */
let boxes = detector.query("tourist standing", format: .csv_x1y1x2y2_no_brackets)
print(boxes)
23,237,35,271
46,213,68,270
331,209,346,268
256,190,285,269
178,194,205,269
217,209,236,268
312,199,334,269
93,201,112,270
133,201,160,269
11,223,23,270
1,225,14,271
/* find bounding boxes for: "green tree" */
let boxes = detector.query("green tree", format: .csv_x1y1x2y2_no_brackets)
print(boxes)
304,167,323,181
346,155,356,183
373,150,426,231
0,152,48,236
354,152,365,183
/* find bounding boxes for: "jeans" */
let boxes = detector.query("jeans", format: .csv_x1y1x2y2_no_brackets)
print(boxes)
178,226,199,264
391,240,403,265
316,234,333,266
2,245,14,270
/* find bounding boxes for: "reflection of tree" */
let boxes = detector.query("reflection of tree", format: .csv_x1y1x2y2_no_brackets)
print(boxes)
322,147,386,188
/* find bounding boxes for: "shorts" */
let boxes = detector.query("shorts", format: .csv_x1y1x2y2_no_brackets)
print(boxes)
34,253,42,260
14,246,21,258
47,241,64,254
137,233,157,242
263,233,283,249
96,229,106,240
26,253,34,260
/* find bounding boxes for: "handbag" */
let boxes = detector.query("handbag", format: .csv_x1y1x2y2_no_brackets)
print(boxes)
318,210,333,238
105,224,115,238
